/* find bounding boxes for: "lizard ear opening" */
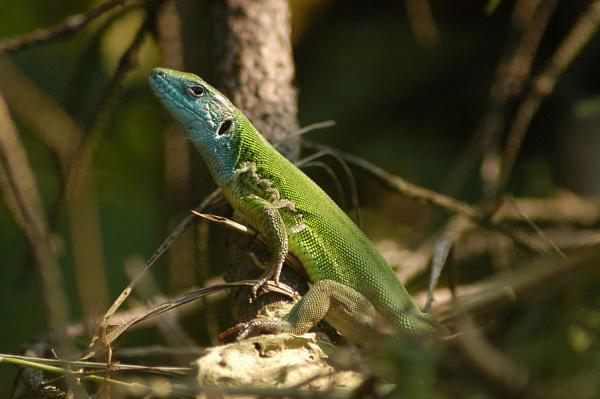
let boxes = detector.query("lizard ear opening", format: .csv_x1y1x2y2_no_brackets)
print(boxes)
217,119,233,136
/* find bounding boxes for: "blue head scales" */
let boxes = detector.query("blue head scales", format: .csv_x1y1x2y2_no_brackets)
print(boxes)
149,67,240,183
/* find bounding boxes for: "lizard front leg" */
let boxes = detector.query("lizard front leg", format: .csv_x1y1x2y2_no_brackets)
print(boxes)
242,194,290,296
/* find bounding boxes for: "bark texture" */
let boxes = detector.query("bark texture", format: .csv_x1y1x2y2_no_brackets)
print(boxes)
210,0,300,159
178,0,303,323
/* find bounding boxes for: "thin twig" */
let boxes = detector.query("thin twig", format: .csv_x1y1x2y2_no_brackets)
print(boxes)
0,356,171,396
297,148,362,228
424,239,454,313
84,189,222,360
495,193,600,226
498,0,600,198
0,0,128,55
283,120,337,141
0,99,46,236
442,0,557,197
506,196,568,259
304,141,480,219
63,2,141,113
58,2,160,220
110,345,203,358
0,354,190,375
394,215,474,286
3,354,353,399
432,245,600,322
125,257,197,352
83,279,296,359
0,92,83,394
405,0,438,47
303,141,545,253
0,93,70,342
301,161,347,208
454,313,530,393
191,210,308,278
0,59,110,321
0,59,80,170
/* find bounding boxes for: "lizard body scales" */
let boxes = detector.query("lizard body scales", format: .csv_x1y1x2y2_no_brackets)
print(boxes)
150,68,439,342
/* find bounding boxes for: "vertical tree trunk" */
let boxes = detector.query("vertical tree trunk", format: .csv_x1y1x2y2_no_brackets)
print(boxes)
209,0,300,160
179,0,304,323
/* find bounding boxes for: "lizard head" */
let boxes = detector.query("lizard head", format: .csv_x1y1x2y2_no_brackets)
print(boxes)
149,67,240,183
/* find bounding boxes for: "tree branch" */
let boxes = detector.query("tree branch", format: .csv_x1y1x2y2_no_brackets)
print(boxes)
0,0,130,55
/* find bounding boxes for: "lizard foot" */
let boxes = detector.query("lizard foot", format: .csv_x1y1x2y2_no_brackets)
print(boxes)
246,252,282,299
218,319,284,343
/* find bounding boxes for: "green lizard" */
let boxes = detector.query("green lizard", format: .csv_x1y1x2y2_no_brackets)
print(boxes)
149,67,441,342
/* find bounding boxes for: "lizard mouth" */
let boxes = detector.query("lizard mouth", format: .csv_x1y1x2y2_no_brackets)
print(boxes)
217,118,233,136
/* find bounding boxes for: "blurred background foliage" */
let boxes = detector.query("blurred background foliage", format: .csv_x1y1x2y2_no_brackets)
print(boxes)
1,0,600,397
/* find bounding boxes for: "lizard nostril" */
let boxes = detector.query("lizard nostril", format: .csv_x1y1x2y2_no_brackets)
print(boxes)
156,70,166,79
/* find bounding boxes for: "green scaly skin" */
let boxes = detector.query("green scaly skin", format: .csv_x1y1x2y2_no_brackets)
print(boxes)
149,67,440,342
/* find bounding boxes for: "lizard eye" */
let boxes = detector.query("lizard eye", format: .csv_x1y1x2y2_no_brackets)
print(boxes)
187,84,205,98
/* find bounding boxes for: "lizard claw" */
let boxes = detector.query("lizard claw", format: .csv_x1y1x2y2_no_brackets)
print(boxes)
251,279,268,299
236,321,257,341
250,273,281,300
218,323,246,343
246,252,282,299
217,322,255,343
